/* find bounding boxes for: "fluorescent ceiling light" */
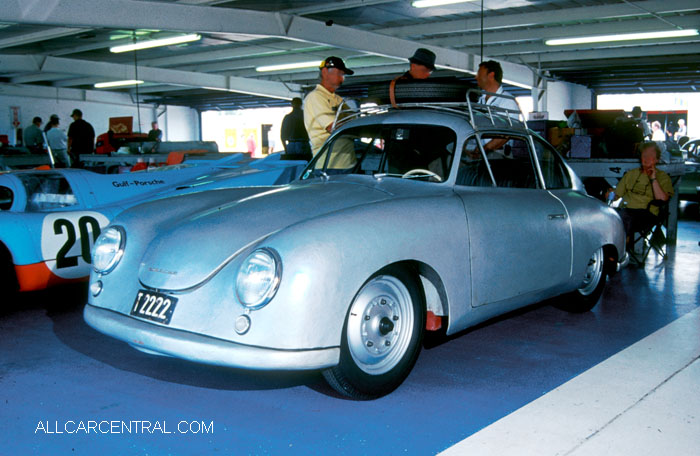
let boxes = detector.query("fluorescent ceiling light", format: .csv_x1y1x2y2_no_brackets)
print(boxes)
412,0,476,8
110,34,201,53
546,29,698,46
94,80,144,88
256,60,323,72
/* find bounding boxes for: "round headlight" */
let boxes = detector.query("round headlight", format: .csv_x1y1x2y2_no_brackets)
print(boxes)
235,248,282,309
92,226,125,274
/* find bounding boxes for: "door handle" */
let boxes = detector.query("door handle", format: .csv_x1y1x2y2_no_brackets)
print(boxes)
548,213,567,220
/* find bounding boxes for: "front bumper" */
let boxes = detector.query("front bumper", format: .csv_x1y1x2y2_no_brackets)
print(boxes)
84,304,340,370
617,251,630,271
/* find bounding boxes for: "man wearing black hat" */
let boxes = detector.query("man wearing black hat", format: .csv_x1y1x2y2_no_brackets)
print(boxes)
303,56,354,154
387,48,436,107
404,48,435,80
67,109,95,167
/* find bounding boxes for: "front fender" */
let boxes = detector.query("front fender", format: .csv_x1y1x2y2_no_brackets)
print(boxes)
245,193,470,349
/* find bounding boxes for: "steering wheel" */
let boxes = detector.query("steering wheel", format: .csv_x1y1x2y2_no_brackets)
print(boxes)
402,168,443,182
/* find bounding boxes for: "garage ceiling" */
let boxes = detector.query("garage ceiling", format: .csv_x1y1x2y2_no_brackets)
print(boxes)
0,0,698,110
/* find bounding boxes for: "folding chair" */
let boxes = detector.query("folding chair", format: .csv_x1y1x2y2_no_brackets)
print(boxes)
629,200,668,264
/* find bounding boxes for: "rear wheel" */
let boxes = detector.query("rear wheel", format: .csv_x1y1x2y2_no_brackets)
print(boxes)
323,266,424,399
557,247,606,313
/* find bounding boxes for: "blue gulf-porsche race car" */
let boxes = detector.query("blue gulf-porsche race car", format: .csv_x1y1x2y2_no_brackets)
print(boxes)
84,96,626,399
0,154,306,292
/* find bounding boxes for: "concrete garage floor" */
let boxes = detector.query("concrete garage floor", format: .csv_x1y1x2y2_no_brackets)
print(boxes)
2,206,699,456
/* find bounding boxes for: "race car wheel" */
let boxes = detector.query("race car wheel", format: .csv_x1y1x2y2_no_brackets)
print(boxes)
557,247,606,313
323,266,425,399
0,243,18,295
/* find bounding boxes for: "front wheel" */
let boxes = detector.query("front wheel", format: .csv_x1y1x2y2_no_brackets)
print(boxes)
323,266,425,399
556,247,606,313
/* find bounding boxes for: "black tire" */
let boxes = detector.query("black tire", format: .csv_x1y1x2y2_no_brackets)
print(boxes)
556,247,606,313
323,266,425,399
367,80,469,105
0,243,19,295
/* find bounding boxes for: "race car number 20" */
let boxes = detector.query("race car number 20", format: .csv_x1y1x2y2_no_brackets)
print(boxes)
53,216,101,268
40,212,111,279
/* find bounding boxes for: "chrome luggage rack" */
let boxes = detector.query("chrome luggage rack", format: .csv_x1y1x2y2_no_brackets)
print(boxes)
332,88,529,134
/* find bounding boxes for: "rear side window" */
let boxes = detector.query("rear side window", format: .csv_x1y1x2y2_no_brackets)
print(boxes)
0,186,13,210
18,173,78,211
532,137,571,189
458,134,538,189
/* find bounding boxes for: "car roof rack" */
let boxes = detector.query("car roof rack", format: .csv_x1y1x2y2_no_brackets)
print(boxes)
332,88,529,134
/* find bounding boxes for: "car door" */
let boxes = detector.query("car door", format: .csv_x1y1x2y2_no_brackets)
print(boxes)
455,133,572,307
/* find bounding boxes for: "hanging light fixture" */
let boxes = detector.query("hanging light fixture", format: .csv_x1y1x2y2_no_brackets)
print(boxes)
94,80,144,88
110,34,201,53
546,29,698,46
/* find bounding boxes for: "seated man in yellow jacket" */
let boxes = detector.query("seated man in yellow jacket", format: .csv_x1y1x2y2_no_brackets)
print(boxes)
608,141,673,247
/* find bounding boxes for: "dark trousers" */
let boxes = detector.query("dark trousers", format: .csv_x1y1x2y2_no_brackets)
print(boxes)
284,140,312,161
618,208,657,240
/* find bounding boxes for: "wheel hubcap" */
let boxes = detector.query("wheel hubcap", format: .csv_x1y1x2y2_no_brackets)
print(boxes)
579,248,604,296
346,275,415,375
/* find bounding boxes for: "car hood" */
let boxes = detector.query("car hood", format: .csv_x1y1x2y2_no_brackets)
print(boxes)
138,180,392,290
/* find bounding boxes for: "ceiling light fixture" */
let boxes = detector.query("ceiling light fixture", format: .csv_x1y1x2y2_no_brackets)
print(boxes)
110,34,201,53
256,60,324,72
94,80,144,88
412,0,476,8
546,29,698,46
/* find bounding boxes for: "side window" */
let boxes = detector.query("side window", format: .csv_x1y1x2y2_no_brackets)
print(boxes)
18,173,78,212
457,136,493,187
0,186,13,210
533,137,572,189
463,134,538,189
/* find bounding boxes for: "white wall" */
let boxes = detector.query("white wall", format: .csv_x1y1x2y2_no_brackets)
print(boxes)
161,105,199,142
0,83,198,145
544,81,593,120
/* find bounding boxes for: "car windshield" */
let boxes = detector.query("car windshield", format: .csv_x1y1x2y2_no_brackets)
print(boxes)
301,124,457,183
18,173,78,211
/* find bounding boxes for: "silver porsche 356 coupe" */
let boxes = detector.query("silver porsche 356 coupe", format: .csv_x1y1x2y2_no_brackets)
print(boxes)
85,92,626,399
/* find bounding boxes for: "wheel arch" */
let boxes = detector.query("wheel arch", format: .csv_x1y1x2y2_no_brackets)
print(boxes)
388,260,449,326
0,240,19,293
602,243,621,277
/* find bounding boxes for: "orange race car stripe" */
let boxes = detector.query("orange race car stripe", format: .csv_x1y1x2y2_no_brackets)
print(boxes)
15,262,87,292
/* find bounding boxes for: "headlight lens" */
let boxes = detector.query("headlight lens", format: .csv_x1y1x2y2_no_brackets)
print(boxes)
235,248,282,309
92,226,125,274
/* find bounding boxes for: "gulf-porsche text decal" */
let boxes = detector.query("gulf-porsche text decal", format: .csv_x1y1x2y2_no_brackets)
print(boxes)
112,179,165,187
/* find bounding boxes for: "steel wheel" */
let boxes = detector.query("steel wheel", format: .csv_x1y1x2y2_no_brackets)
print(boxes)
556,247,607,313
346,275,415,375
578,247,604,296
323,266,424,399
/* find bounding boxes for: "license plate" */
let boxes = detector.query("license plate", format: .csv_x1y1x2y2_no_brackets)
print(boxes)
130,289,178,325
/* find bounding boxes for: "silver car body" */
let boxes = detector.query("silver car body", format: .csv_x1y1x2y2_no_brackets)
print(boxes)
85,103,625,372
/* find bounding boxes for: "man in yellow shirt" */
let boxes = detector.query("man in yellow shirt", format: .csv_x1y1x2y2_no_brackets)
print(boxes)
303,56,354,155
609,141,673,246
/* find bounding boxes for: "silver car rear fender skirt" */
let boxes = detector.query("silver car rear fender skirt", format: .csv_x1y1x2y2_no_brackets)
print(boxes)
84,304,340,370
